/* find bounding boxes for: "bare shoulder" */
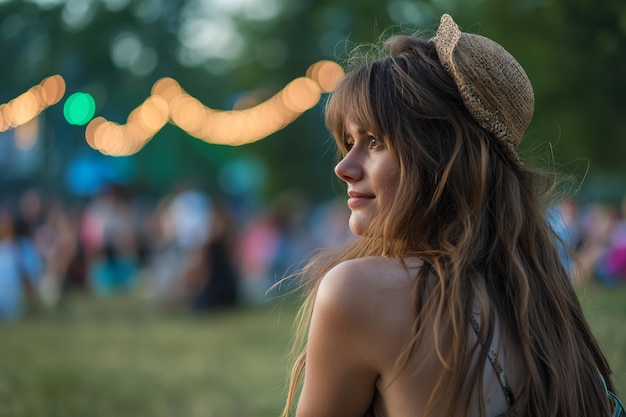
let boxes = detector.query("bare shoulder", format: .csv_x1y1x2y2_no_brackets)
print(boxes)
320,256,423,290
297,257,424,417
315,256,423,325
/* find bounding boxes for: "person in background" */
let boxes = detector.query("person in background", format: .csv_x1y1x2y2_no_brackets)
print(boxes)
547,198,583,281
594,197,626,286
183,201,240,311
0,203,43,321
281,14,623,417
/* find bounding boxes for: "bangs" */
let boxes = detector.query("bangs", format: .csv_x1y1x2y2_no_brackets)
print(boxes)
324,63,385,154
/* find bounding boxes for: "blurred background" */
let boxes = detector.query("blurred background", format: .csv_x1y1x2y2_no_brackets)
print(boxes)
0,0,625,416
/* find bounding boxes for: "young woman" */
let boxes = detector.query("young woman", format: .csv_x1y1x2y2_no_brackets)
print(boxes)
281,14,624,417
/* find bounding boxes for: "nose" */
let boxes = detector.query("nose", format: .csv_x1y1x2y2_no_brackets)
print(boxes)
334,153,362,183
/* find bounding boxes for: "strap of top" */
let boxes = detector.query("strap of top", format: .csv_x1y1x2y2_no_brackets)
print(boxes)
468,321,625,417
600,373,625,417
470,315,515,406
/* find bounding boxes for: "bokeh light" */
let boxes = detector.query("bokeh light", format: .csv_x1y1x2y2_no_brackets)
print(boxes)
0,74,66,132
2,60,345,156
306,60,344,93
82,59,345,155
63,92,96,126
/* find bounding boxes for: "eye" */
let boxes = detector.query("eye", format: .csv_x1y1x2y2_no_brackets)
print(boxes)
343,135,355,151
368,135,384,149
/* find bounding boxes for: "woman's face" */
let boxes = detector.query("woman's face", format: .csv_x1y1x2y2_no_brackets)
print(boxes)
334,119,400,236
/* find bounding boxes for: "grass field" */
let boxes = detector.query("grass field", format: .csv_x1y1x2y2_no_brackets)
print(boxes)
0,284,624,417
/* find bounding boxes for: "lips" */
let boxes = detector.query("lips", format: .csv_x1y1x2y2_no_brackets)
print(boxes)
347,191,374,208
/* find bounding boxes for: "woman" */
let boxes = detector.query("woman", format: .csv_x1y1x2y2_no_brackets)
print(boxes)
281,14,623,417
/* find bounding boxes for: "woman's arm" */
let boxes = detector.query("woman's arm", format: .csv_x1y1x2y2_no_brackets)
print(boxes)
296,261,381,417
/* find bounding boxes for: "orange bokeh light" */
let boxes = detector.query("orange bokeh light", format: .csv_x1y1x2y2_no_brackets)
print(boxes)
3,61,346,155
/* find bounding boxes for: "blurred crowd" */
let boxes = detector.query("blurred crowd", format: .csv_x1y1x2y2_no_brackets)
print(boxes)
1,184,625,322
0,183,352,322
549,196,626,287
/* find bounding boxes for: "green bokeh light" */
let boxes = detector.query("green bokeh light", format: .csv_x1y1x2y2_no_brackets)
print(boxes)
63,92,96,126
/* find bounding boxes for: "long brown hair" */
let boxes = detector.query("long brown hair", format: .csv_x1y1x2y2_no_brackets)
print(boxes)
282,33,616,417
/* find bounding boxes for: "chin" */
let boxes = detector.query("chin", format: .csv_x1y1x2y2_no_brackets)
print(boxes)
349,226,364,236
348,221,363,236
348,216,370,236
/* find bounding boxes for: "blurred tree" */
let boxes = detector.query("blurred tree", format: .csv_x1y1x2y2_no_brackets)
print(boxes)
1,0,624,202
451,0,626,177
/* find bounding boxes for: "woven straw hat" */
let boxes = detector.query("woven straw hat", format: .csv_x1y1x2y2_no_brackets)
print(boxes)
432,14,534,159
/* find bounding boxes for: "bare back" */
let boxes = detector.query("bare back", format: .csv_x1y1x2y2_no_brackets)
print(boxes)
296,256,522,417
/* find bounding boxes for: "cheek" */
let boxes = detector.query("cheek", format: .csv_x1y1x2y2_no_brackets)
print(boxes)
378,161,401,195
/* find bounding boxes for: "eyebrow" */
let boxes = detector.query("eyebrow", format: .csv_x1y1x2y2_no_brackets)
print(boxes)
343,126,368,137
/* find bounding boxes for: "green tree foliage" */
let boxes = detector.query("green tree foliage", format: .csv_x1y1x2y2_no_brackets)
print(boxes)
452,0,626,177
1,0,624,201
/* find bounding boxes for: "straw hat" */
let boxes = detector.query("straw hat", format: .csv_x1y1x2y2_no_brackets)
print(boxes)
432,14,534,160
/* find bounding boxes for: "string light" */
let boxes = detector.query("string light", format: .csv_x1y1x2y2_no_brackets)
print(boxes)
0,60,346,157
0,75,65,132
84,59,344,155
305,60,345,93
